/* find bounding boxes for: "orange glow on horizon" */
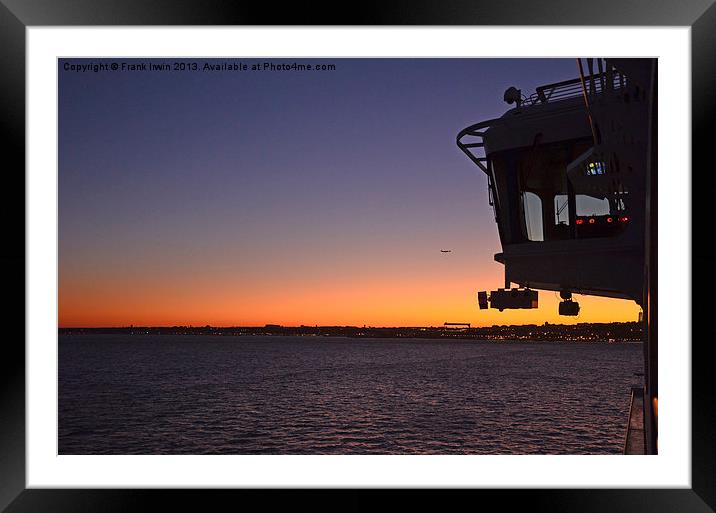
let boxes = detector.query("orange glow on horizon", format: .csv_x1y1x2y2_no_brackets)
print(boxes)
59,267,641,328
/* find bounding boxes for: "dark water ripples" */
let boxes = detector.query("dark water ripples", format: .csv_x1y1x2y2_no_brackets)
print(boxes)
59,335,642,454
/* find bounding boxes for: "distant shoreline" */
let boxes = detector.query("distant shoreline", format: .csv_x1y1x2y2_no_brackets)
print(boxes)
59,322,644,342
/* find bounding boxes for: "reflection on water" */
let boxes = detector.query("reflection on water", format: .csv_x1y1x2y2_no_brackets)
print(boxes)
59,335,642,454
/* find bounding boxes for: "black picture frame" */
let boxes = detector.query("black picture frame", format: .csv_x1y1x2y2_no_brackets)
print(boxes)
2,1,712,511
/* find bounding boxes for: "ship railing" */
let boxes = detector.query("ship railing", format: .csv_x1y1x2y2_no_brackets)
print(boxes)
456,69,627,224
623,385,646,454
456,71,628,175
456,117,501,221
455,117,498,174
522,71,627,106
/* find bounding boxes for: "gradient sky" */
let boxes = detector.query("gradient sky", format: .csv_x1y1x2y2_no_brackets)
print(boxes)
59,58,641,327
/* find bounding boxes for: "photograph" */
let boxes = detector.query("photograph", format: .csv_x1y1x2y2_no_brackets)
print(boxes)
57,57,657,456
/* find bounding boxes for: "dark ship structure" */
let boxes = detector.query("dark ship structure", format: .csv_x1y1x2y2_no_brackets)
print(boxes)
457,58,657,454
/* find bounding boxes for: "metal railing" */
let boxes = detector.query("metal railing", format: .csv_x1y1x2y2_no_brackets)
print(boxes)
456,117,501,222
456,67,627,225
455,117,497,174
522,70,627,107
456,69,628,175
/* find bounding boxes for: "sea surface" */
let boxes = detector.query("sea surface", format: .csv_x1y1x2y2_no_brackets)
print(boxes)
59,335,643,454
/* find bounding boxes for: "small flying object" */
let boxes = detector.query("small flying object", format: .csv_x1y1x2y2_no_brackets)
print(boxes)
440,249,452,253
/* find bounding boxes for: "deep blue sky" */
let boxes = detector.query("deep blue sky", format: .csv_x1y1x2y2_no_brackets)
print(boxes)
58,58,637,326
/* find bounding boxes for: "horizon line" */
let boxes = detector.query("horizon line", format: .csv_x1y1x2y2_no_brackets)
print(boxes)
59,321,641,329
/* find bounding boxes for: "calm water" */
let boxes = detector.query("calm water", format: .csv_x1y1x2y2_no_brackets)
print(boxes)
59,335,643,454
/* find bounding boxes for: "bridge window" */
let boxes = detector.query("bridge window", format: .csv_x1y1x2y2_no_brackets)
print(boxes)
576,195,611,216
554,194,570,225
555,193,612,220
488,137,628,245
522,191,544,241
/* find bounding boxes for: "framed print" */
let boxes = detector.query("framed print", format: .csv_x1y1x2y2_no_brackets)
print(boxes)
2,0,714,511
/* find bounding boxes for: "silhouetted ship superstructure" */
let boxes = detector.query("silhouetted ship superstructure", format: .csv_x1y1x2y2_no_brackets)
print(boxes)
457,59,657,454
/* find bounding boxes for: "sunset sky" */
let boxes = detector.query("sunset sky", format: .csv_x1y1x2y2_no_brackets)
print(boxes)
59,58,641,327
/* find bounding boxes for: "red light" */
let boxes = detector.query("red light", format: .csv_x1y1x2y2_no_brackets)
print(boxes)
607,217,613,223
588,218,596,224
619,216,629,223
575,218,584,225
